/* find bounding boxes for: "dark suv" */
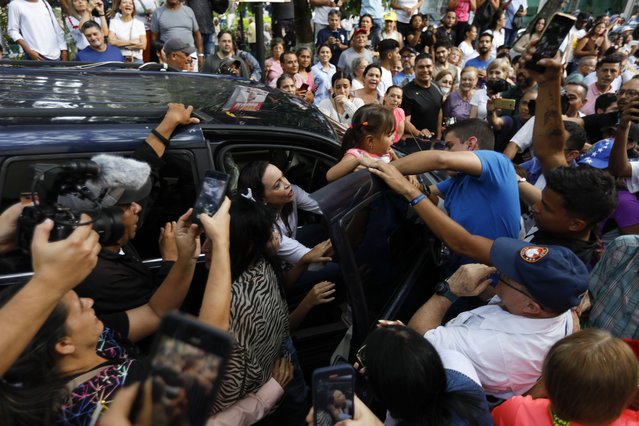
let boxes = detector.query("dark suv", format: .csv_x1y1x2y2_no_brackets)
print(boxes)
0,66,445,373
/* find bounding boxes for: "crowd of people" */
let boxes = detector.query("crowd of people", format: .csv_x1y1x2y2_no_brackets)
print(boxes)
2,0,639,425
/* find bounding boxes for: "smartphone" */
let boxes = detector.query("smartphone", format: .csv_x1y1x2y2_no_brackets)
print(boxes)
313,365,355,425
299,83,310,92
132,311,233,426
525,12,576,73
493,98,516,110
190,170,229,225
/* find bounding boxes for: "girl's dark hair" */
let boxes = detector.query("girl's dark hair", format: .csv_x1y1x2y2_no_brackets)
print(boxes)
228,194,284,289
332,71,351,86
341,104,396,155
296,47,313,72
385,85,402,95
0,283,69,425
361,325,485,425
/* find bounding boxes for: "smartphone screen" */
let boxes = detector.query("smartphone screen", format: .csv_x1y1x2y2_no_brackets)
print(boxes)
190,171,229,225
313,365,355,425
526,13,575,72
133,312,233,426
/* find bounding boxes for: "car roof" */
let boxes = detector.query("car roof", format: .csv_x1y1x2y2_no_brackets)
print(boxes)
0,66,337,140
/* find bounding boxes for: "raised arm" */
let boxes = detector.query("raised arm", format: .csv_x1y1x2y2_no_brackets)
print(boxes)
367,161,493,265
0,216,100,376
523,42,568,171
125,209,200,342
391,150,483,176
609,100,637,178
198,198,233,331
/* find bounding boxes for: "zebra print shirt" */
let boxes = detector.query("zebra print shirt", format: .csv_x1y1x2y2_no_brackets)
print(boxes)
212,258,290,413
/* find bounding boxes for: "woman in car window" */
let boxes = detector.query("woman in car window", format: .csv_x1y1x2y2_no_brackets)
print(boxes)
237,161,330,271
318,72,365,126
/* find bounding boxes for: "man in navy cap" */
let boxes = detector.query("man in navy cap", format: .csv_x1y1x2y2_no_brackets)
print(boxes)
406,239,588,400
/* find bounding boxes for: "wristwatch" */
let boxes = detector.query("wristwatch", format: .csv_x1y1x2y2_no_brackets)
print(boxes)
434,280,458,303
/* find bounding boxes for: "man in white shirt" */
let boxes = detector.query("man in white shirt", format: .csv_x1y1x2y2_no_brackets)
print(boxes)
408,238,588,400
7,0,68,61
377,38,400,94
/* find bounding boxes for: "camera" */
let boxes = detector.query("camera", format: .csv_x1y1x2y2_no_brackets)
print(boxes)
486,78,510,94
16,161,125,253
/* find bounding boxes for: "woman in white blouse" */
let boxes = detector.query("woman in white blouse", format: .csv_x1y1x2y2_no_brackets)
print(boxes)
318,72,365,126
109,0,147,63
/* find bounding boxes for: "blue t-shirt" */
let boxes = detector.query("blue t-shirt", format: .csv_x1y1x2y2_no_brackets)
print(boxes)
437,150,520,246
76,45,124,62
463,55,494,71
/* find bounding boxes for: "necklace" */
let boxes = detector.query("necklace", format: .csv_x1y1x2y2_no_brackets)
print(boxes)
549,405,570,426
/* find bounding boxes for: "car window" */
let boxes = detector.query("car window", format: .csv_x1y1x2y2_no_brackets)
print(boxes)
218,146,336,197
0,151,197,272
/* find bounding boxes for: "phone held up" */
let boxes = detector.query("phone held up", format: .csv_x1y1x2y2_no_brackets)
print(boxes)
525,12,576,73
313,364,355,426
190,170,229,226
130,311,233,426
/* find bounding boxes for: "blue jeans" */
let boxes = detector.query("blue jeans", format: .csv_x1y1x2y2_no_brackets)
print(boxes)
202,33,214,57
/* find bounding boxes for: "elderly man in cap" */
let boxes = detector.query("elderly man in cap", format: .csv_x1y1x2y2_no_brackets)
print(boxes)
337,28,374,75
163,38,197,71
68,103,201,316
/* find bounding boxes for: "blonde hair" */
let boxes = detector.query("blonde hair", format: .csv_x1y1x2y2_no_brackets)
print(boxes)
543,329,639,424
486,57,511,75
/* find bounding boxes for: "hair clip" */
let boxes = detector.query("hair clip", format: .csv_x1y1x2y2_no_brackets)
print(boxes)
361,121,369,127
241,187,256,202
348,124,353,129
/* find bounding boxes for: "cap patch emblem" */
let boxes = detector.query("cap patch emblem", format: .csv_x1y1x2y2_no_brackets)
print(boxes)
520,246,548,263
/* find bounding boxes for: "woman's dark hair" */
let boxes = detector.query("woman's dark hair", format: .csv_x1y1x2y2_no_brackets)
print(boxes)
0,283,69,425
490,10,505,30
363,63,382,80
331,71,351,86
341,104,396,155
296,47,313,72
531,17,545,35
228,194,284,288
361,326,485,425
271,37,285,50
465,24,478,39
236,161,294,252
359,13,374,29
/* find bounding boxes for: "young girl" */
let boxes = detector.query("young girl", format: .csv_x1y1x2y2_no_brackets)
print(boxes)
383,85,405,143
326,104,396,182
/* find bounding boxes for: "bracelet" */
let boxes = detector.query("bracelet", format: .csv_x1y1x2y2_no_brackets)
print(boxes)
151,129,171,147
198,53,204,56
517,176,527,183
408,193,427,206
99,13,105,16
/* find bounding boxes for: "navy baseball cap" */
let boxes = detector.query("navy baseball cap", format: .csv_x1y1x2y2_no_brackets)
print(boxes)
490,238,589,313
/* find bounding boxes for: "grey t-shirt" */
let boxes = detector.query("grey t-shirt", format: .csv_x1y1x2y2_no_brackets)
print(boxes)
151,5,199,45
337,48,374,76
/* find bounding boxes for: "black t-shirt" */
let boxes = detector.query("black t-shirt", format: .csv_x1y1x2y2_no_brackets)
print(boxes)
401,80,443,133
582,111,619,144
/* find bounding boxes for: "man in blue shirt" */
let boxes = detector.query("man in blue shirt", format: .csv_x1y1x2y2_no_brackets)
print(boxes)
464,32,494,87
76,21,124,62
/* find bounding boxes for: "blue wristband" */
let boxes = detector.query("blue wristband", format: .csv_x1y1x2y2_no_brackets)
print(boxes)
408,193,426,207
